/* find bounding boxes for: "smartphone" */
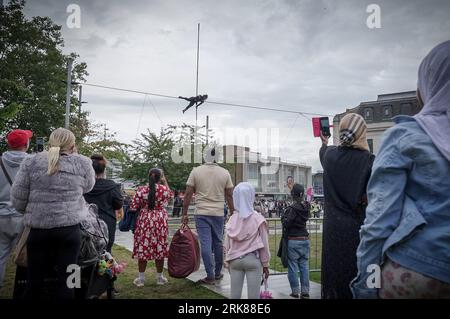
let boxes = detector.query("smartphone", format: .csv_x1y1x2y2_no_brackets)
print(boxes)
312,118,321,137
36,137,45,152
320,117,331,137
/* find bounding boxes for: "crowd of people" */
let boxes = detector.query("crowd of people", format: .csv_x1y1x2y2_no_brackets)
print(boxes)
0,128,126,298
0,40,449,300
254,199,289,218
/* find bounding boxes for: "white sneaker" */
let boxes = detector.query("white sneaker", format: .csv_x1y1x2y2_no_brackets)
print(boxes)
133,277,145,287
156,276,168,285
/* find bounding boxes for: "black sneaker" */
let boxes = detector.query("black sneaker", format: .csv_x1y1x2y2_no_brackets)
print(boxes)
215,273,224,281
301,293,310,299
289,293,300,298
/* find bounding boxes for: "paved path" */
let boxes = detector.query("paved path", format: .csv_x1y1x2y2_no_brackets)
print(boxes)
114,229,321,299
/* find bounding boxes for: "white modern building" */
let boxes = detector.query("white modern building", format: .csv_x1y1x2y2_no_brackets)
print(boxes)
223,145,312,198
105,158,124,183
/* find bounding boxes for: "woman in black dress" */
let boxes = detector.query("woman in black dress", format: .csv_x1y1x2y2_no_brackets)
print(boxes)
319,113,375,299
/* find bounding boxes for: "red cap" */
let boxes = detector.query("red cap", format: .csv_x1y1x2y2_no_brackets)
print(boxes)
6,130,33,149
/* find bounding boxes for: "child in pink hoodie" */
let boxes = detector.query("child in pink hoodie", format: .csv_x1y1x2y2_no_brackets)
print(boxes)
224,182,270,299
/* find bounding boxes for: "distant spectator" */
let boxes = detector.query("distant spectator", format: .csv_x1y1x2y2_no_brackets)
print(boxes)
172,190,182,218
224,202,228,219
310,201,320,218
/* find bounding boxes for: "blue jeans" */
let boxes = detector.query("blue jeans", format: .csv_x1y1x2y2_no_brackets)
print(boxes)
195,215,224,279
287,240,310,295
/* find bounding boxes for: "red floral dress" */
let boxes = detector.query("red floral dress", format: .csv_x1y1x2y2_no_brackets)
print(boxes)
131,184,174,261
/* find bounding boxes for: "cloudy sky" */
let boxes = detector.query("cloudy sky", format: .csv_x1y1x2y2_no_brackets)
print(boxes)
24,0,450,172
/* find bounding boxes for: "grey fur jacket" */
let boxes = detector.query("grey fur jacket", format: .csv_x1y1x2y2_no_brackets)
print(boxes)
11,152,96,229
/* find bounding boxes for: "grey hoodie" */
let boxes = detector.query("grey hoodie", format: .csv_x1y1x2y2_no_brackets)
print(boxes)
0,151,30,217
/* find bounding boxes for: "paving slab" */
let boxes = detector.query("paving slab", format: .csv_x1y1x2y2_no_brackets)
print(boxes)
115,229,321,299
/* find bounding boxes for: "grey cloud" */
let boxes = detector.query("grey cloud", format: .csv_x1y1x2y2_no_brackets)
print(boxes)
22,0,450,172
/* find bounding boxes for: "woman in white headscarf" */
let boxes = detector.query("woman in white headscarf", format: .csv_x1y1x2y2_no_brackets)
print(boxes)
351,40,450,299
224,182,270,299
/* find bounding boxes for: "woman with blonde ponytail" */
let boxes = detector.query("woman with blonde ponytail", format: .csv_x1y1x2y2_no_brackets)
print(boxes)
11,127,95,299
47,127,77,175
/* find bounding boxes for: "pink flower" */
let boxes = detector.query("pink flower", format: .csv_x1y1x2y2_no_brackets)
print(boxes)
400,272,412,284
384,271,394,283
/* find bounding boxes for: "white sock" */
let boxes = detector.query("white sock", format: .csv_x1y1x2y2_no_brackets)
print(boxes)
157,272,164,279
139,272,145,281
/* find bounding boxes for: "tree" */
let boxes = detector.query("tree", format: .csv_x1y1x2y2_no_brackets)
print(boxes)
121,124,235,191
121,126,194,190
76,120,130,163
0,0,88,152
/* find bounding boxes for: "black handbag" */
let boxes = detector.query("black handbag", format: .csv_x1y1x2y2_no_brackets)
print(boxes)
277,230,289,268
118,206,138,232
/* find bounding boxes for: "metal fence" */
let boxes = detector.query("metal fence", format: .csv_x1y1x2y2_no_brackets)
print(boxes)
265,217,323,276
166,214,323,277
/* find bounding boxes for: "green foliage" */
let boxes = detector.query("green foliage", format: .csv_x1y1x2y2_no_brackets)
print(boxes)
75,120,130,163
0,0,88,152
122,126,193,190
122,123,236,191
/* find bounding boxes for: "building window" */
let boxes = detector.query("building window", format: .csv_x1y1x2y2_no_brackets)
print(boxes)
364,108,373,121
368,139,374,153
401,103,412,115
248,164,258,180
297,172,306,187
383,106,392,119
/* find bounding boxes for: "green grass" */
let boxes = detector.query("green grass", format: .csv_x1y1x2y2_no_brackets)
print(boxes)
113,245,224,299
0,244,224,299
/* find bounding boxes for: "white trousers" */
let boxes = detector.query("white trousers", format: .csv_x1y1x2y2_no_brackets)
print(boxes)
229,253,262,299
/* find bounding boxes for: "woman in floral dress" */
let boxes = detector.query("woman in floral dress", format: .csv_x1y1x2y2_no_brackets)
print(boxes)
131,168,173,286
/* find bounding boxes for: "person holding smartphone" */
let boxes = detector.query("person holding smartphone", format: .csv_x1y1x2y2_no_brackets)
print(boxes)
319,113,375,299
